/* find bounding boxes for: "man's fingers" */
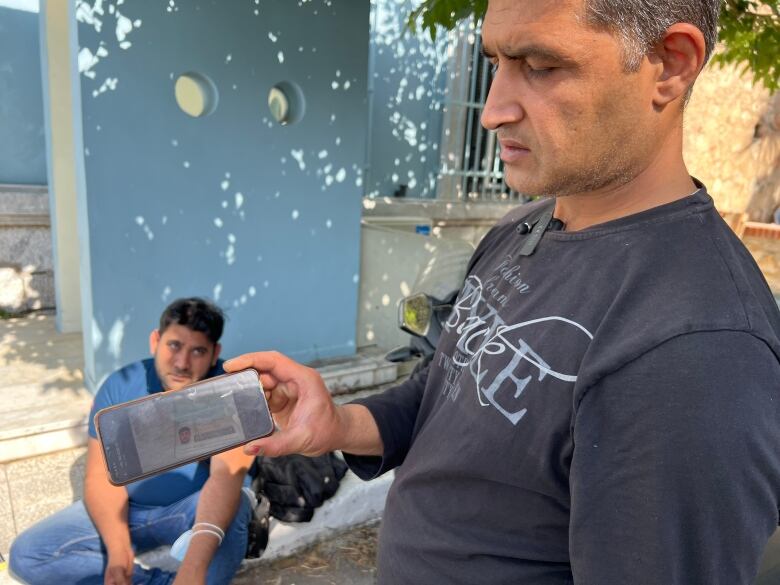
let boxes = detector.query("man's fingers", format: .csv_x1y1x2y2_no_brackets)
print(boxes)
243,427,313,458
224,351,305,385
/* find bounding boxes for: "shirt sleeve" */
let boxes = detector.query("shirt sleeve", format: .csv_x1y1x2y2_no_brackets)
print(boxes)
87,376,117,439
343,364,429,480
570,330,780,585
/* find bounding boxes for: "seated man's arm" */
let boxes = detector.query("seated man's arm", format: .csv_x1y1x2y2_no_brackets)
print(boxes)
83,437,133,585
173,446,254,584
570,331,780,585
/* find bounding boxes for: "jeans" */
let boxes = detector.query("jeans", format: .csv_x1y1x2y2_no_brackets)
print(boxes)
8,489,252,585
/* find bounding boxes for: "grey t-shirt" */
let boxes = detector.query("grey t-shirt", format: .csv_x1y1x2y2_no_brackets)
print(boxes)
347,187,780,585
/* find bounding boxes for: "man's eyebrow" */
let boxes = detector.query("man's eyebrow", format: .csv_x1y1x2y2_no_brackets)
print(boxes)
481,42,573,64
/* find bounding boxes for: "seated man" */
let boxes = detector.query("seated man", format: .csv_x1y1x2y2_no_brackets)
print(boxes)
10,298,254,585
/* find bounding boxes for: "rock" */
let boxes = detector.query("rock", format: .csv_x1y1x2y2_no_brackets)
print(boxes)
0,264,28,313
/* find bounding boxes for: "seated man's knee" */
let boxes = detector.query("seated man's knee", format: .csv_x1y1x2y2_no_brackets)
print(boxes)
9,529,39,582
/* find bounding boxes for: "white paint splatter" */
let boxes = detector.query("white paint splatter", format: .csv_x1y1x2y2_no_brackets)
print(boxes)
277,51,284,64
221,180,230,191
291,209,299,220
248,286,256,297
335,168,346,183
268,31,278,43
115,14,133,42
318,150,328,159
92,319,103,351
213,283,222,301
91,77,118,98
214,218,223,228
326,219,332,229
107,318,125,359
76,0,105,34
290,149,306,171
235,192,244,209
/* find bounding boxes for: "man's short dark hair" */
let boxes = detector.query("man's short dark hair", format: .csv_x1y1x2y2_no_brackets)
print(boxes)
585,0,722,71
159,297,225,345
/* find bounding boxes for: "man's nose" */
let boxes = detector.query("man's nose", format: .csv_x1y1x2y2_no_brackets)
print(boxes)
481,72,524,130
173,350,191,371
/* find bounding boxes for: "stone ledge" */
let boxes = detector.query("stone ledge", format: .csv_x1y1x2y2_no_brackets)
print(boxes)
0,185,48,216
745,222,780,240
0,215,50,228
361,196,516,223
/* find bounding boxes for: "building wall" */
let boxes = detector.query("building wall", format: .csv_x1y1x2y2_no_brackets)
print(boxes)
74,0,369,389
684,60,776,220
0,5,47,185
365,0,448,198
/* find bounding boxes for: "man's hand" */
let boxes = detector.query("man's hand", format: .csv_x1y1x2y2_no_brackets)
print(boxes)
224,351,383,457
104,547,133,585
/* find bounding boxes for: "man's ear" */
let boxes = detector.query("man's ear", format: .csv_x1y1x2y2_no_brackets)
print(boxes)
651,23,707,108
149,329,161,355
212,343,222,366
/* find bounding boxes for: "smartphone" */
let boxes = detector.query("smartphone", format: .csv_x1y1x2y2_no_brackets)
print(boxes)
95,368,273,486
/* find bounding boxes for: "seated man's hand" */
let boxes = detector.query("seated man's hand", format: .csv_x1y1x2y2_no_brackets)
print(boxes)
225,352,346,458
105,547,133,585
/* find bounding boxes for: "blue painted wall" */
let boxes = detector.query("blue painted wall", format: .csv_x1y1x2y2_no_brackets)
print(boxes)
74,0,369,389
366,0,448,198
0,6,47,185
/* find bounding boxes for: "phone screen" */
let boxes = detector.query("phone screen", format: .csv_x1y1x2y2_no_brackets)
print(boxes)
96,369,273,485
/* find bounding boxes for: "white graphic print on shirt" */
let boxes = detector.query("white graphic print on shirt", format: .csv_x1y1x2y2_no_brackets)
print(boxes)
441,268,593,426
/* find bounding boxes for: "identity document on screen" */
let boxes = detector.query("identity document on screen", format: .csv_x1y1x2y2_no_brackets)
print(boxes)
95,369,274,485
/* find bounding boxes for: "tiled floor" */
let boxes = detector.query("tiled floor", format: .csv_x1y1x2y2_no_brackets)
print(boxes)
0,313,91,446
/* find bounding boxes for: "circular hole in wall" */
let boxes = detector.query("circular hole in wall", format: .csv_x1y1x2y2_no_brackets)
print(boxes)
268,81,305,125
174,72,219,118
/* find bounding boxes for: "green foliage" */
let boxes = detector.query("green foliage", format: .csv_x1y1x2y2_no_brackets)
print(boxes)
407,0,487,40
408,0,779,93
713,0,780,92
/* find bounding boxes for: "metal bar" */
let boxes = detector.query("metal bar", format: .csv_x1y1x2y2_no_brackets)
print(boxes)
440,169,503,178
481,130,497,200
441,99,486,109
460,28,482,200
473,50,490,200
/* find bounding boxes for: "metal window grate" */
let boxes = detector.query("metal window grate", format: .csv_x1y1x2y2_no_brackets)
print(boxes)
437,23,528,203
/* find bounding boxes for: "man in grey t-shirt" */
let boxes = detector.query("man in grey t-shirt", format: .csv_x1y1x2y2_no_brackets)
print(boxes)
226,1,780,583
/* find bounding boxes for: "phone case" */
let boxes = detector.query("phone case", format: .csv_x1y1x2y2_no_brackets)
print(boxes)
95,368,273,486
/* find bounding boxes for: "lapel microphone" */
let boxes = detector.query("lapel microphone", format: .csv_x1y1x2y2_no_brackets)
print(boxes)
516,218,565,235
516,210,565,256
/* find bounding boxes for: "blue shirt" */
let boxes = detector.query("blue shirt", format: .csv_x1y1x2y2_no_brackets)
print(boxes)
88,358,225,506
